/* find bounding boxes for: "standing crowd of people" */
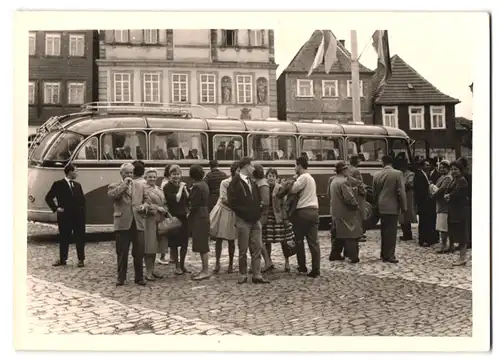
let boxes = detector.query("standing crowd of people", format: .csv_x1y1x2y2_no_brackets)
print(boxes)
43,152,471,287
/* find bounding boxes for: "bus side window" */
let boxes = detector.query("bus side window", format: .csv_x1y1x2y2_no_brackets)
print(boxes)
76,137,98,160
150,131,208,160
101,131,147,161
389,138,410,164
248,134,296,161
300,136,342,161
213,135,243,161
347,137,387,162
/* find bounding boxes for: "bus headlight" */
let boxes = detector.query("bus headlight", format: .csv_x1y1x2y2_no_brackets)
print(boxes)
28,195,35,203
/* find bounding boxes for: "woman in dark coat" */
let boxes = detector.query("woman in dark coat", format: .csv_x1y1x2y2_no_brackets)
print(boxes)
188,164,211,281
445,161,470,266
457,157,472,249
163,164,190,275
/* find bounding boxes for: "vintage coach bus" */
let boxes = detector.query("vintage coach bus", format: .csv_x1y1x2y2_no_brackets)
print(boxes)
28,103,412,227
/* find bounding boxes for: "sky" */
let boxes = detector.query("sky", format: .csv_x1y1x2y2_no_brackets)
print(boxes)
273,25,477,120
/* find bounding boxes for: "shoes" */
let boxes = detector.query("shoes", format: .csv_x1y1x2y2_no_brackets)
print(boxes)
116,280,125,286
237,276,248,284
52,260,67,267
307,271,320,278
348,258,360,264
252,277,270,284
297,266,308,273
329,255,345,261
77,261,84,268
135,280,146,286
383,258,399,264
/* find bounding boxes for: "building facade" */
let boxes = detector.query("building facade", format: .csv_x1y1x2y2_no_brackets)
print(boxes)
28,30,99,126
372,55,461,160
277,30,374,123
96,29,278,120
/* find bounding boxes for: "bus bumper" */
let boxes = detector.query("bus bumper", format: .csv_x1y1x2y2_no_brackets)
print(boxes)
28,209,57,224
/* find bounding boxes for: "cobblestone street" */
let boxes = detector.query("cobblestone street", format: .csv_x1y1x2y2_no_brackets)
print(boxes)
26,222,472,337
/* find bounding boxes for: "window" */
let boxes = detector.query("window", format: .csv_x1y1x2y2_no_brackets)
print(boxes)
76,137,98,160
222,30,237,47
249,134,297,161
113,73,131,103
101,131,147,160
143,73,161,103
28,82,35,104
45,33,61,56
43,82,60,104
44,132,85,162
29,131,59,162
299,136,343,161
249,30,264,46
347,137,387,163
431,106,446,129
382,106,398,128
150,131,208,160
114,30,129,43
347,80,364,98
199,74,216,104
409,106,425,130
172,73,188,103
236,75,253,104
143,29,159,44
67,82,85,105
322,80,338,97
69,34,85,56
297,79,313,97
213,135,244,161
29,33,36,55
388,138,411,164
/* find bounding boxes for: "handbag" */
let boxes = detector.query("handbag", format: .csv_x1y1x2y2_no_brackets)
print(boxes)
281,238,297,258
157,215,182,236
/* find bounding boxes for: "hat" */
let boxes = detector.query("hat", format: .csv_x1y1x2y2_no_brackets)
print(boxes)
335,161,349,174
439,159,451,167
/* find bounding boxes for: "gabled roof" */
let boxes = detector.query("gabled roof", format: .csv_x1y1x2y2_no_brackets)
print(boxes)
455,116,472,131
374,55,460,104
282,30,373,74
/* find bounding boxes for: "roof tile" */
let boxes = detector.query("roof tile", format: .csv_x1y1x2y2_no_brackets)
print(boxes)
374,55,460,104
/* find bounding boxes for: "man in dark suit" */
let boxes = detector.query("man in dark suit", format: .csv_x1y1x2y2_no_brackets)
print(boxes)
45,163,86,267
414,159,438,247
227,157,269,285
204,160,227,213
372,155,407,263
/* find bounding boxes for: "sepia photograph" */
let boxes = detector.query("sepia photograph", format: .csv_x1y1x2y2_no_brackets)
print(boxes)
12,9,491,353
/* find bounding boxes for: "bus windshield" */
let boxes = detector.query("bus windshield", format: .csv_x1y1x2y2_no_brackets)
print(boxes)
44,131,85,163
388,138,412,163
29,131,60,163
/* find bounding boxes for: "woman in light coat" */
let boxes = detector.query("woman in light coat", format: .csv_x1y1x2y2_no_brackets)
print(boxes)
134,168,169,281
430,160,453,253
158,164,172,265
210,161,239,274
253,164,273,273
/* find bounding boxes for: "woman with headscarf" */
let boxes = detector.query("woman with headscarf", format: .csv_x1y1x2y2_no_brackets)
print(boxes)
253,164,274,273
262,168,295,272
163,164,190,275
188,164,211,281
430,160,453,253
445,161,470,266
134,168,169,281
210,161,239,274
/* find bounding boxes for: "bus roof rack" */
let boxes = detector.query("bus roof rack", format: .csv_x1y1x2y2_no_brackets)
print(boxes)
81,102,222,119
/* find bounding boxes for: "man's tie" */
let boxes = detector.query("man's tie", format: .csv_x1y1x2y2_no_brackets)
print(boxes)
69,181,74,195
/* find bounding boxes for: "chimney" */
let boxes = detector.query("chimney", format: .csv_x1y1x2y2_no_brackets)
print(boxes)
339,39,345,47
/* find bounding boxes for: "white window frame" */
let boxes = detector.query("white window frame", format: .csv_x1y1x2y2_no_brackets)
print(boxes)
44,33,61,56
69,34,85,57
29,33,36,55
382,106,399,128
143,73,161,104
297,79,313,98
430,106,446,130
43,82,61,104
171,73,189,103
408,106,425,130
113,73,132,103
67,82,86,105
114,30,129,43
322,80,339,97
236,74,253,104
249,30,264,46
143,30,158,44
28,82,35,104
199,74,216,104
347,80,364,98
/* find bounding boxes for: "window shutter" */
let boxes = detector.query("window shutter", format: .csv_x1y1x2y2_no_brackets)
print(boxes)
261,29,265,46
247,29,252,46
221,30,227,46
234,30,239,46
105,30,114,43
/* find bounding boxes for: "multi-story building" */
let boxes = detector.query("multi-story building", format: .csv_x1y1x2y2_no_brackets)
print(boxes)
96,29,278,120
372,54,461,159
28,30,99,126
277,30,374,123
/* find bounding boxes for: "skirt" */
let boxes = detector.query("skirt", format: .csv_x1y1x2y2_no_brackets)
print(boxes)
209,203,237,241
448,221,468,248
436,213,448,232
168,216,189,248
190,215,210,254
262,211,295,244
